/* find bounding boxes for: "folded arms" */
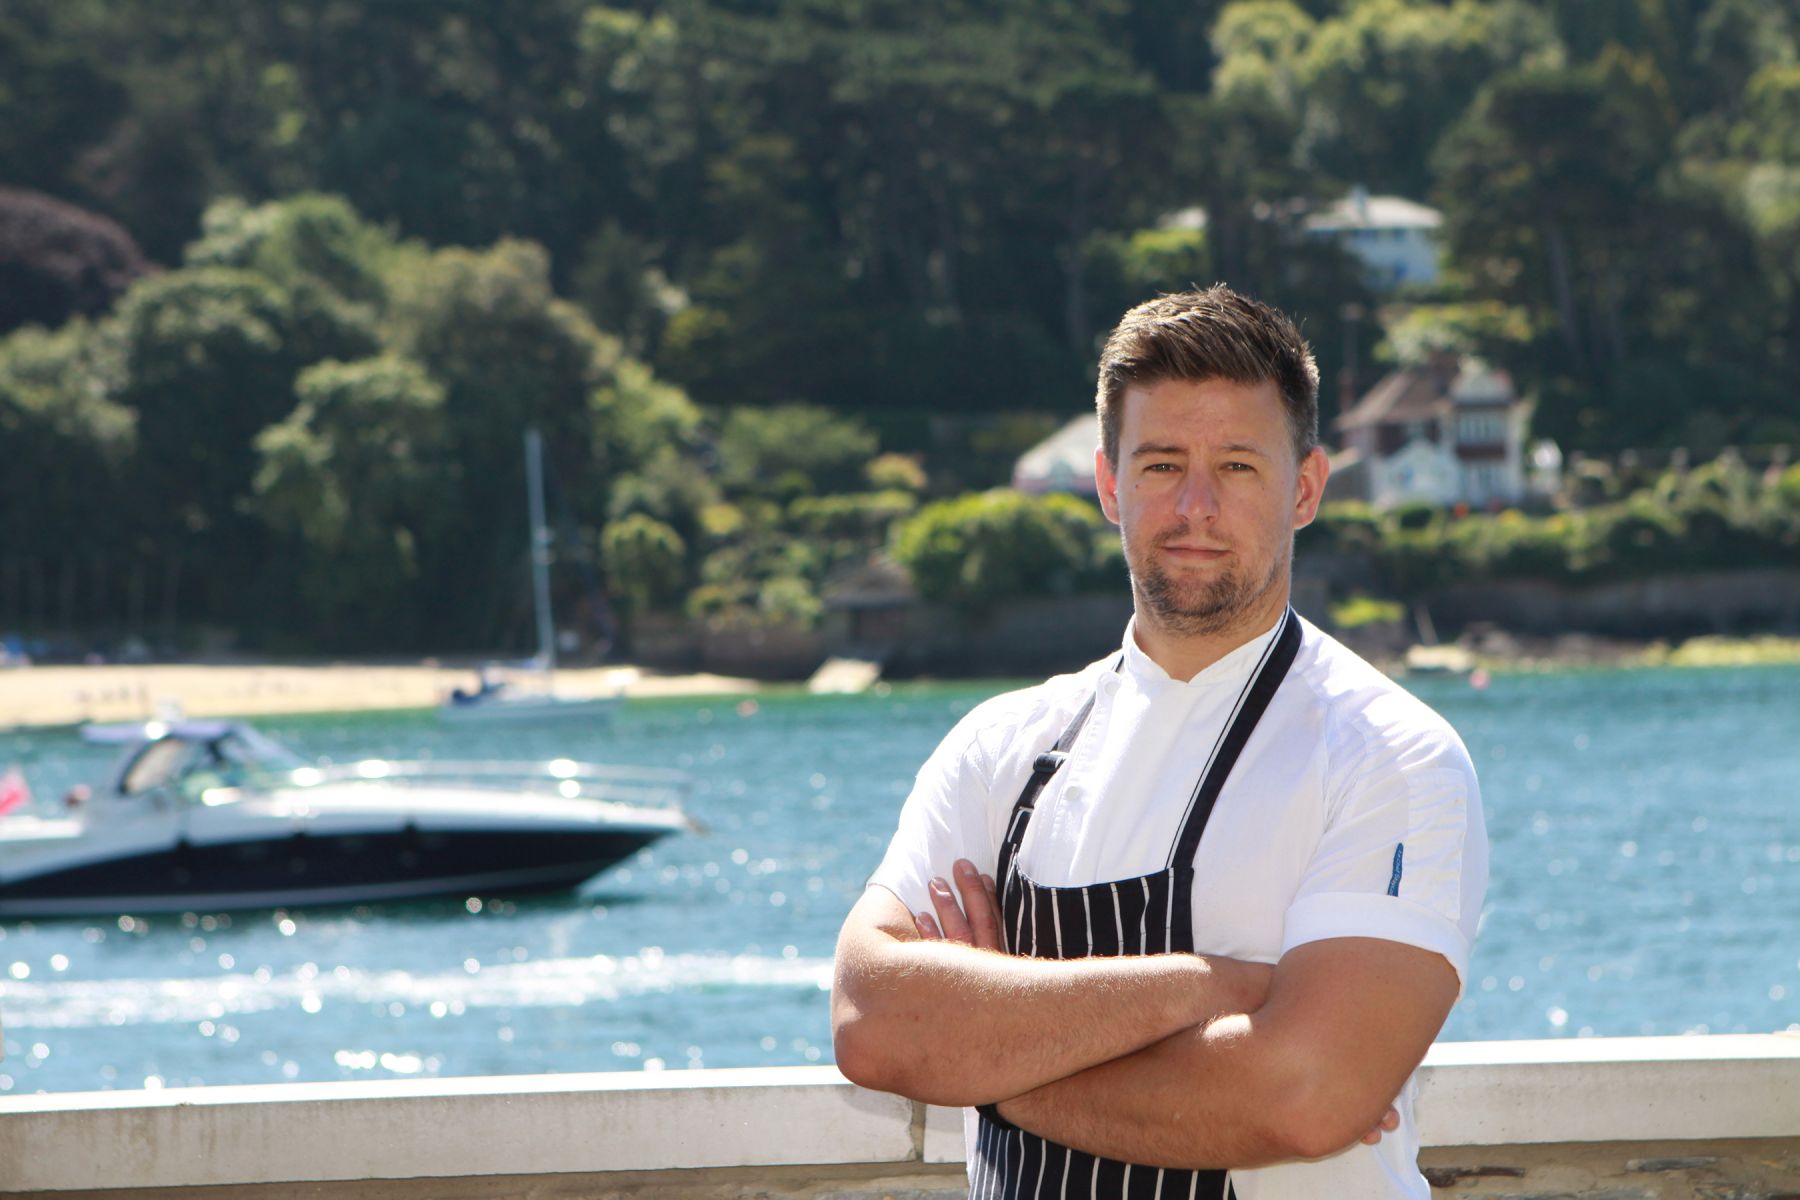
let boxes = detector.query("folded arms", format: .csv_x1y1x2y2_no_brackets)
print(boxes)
830,860,1456,1170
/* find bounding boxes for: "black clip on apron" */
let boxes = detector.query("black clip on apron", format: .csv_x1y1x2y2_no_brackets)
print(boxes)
969,608,1302,1200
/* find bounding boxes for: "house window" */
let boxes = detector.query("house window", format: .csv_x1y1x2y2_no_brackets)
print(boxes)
1459,412,1505,443
1466,462,1505,499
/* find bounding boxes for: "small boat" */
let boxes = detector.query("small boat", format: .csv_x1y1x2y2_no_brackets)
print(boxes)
440,674,622,724
439,429,622,724
1403,643,1476,676
0,720,688,917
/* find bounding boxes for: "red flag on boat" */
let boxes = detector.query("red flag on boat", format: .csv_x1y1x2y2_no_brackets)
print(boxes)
0,765,30,815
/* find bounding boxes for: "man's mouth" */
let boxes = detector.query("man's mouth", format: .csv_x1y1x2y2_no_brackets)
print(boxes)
1156,539,1228,560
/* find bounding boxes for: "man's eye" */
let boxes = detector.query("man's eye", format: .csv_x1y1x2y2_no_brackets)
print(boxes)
1223,461,1255,473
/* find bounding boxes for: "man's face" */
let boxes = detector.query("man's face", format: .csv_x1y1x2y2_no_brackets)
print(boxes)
1095,377,1327,642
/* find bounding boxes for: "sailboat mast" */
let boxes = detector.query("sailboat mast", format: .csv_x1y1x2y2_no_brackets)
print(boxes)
525,427,557,673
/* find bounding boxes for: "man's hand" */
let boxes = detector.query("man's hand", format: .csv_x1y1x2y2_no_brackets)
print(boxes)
1361,1106,1400,1145
913,858,1002,949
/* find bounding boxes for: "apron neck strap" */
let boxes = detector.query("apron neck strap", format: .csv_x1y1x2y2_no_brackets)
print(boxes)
1168,608,1303,868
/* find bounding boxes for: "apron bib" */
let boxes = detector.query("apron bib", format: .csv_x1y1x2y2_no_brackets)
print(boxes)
968,609,1302,1200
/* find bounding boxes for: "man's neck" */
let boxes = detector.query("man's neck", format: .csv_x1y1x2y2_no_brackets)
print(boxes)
1130,591,1290,683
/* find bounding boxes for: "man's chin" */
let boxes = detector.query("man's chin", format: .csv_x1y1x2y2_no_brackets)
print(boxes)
1136,583,1244,633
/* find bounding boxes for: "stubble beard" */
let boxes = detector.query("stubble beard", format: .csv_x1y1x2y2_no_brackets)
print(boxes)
1128,525,1290,639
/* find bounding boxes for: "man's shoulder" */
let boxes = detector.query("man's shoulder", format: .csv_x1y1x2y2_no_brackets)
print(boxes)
937,655,1117,773
1293,618,1475,777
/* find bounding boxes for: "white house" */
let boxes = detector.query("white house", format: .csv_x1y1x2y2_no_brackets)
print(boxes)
1333,354,1532,509
1012,415,1100,496
1304,188,1442,290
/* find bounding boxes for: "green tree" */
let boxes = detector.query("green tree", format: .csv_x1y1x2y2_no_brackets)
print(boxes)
601,513,687,618
111,264,377,628
714,404,879,499
383,235,709,650
1297,0,1557,198
892,489,1109,612
185,193,400,308
0,4,127,207
0,320,135,633
251,355,451,647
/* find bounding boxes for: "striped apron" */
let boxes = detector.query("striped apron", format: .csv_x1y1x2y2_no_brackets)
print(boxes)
969,608,1302,1200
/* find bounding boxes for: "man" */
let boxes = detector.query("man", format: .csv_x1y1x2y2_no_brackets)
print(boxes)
832,285,1487,1199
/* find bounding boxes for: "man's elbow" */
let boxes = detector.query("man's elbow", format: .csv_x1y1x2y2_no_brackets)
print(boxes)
1262,1080,1385,1162
833,1012,980,1105
1268,1114,1363,1162
832,1009,903,1094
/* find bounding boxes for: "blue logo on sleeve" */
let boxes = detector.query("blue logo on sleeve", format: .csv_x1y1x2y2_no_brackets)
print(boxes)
1387,843,1404,897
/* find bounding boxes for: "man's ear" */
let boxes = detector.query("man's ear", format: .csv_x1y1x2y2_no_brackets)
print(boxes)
1293,446,1330,529
1095,448,1121,525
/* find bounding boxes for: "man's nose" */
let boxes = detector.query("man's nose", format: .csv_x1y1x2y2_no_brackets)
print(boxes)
1174,471,1219,520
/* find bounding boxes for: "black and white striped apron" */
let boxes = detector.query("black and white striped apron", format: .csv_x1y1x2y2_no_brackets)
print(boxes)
969,608,1302,1200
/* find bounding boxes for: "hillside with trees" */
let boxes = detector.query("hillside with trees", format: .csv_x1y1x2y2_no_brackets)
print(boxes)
2,0,1795,655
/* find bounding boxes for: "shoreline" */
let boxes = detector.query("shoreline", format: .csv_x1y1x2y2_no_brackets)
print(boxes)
0,662,762,731
1,634,1796,731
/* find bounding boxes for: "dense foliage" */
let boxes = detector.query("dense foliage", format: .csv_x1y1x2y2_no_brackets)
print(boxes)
3,0,1797,652
892,490,1123,613
1300,457,1800,596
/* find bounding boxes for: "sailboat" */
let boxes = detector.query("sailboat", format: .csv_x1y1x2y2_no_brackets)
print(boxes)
439,429,624,723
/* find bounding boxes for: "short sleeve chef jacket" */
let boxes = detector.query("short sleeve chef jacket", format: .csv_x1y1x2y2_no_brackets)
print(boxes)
867,613,1488,1200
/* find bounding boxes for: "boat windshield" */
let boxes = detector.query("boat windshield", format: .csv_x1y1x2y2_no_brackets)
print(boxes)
118,728,305,798
119,738,192,796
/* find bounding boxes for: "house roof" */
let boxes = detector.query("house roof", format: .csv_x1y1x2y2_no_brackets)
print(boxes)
1013,415,1099,495
1338,356,1517,430
1304,192,1443,233
1336,365,1450,429
1451,361,1513,405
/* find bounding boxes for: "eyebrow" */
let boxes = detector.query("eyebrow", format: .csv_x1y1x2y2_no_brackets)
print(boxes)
1128,441,1271,459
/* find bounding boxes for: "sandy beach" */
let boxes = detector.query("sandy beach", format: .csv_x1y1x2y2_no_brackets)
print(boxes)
0,663,761,730
3,634,1795,732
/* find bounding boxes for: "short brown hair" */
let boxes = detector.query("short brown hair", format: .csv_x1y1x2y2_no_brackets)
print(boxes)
1095,285,1320,466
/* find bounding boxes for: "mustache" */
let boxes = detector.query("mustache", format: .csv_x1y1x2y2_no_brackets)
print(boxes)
1150,522,1226,550
1151,521,1190,546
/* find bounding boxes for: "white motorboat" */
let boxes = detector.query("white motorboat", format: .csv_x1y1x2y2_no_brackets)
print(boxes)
0,720,688,917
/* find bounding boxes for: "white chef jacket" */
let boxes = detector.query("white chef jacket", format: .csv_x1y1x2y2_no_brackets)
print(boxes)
868,613,1488,1200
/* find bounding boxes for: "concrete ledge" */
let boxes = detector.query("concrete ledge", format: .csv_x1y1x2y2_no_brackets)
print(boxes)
0,1066,912,1192
1416,1034,1800,1146
2,1036,1798,1195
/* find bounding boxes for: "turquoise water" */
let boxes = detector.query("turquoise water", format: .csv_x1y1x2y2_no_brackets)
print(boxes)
0,664,1795,1094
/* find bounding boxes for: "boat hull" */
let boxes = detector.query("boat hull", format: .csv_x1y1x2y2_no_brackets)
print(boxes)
0,825,671,917
438,695,621,724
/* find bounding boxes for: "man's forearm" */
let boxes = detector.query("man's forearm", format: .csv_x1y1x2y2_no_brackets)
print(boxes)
831,889,1266,1107
996,938,1460,1169
996,1012,1302,1169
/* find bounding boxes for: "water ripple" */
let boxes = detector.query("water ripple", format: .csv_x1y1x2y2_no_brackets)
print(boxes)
0,951,834,1030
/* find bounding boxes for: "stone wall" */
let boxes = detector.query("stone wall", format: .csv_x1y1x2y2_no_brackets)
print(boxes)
1420,1140,1800,1200
1425,569,1800,640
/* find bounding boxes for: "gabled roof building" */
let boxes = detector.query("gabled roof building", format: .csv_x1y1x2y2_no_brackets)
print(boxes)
1331,354,1534,509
